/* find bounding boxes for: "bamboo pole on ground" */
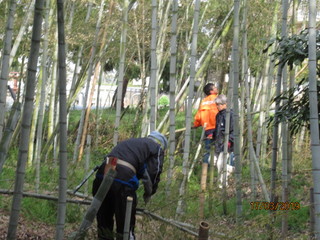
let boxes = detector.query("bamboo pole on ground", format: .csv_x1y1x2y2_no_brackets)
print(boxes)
0,189,92,205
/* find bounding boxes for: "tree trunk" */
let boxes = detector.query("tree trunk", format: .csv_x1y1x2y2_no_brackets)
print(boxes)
7,0,44,238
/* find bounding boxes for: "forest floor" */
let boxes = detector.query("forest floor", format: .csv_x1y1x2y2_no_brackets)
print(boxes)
0,167,313,239
0,207,96,240
0,207,55,239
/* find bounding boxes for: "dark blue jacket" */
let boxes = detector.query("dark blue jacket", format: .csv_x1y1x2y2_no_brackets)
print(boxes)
96,138,164,197
214,109,234,153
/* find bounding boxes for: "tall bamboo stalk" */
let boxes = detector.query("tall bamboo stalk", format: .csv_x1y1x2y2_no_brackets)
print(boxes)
73,1,104,162
176,0,200,217
47,42,58,158
77,0,105,160
257,3,279,166
308,0,320,237
271,0,288,204
7,0,44,238
9,0,35,68
35,0,52,192
232,0,242,222
149,0,158,132
0,102,21,174
56,0,68,238
113,0,129,145
166,0,178,197
0,0,17,140
280,0,289,236
78,64,100,161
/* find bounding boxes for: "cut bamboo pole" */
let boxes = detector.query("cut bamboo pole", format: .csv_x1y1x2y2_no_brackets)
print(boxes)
310,188,315,238
200,163,208,191
71,166,117,240
199,163,208,219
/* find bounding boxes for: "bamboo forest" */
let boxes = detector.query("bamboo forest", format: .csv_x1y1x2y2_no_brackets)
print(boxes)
0,0,320,239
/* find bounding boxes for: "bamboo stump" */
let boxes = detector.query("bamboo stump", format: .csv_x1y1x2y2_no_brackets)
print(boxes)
198,221,209,240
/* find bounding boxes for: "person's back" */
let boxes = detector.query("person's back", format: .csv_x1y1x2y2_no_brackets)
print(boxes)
214,94,234,187
215,108,234,153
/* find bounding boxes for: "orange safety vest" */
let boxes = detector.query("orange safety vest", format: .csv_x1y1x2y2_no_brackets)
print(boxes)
193,94,219,131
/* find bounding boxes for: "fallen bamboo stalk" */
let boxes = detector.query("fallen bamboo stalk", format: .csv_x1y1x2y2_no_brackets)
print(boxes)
138,208,198,237
0,189,91,205
165,127,186,136
137,208,229,239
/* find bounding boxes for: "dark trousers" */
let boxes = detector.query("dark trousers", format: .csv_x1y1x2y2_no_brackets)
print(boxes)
92,178,137,240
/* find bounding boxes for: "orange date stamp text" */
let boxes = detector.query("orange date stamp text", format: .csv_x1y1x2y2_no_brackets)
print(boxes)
250,201,300,211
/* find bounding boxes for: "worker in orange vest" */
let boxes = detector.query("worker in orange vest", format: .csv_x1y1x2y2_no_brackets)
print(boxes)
193,83,219,164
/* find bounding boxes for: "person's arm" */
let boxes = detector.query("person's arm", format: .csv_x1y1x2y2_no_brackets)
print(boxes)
141,170,153,203
229,111,234,143
142,150,164,202
193,110,201,128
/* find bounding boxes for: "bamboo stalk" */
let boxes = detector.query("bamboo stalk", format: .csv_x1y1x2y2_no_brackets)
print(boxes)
310,188,315,238
71,168,117,240
199,163,208,219
188,124,206,180
0,189,91,205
